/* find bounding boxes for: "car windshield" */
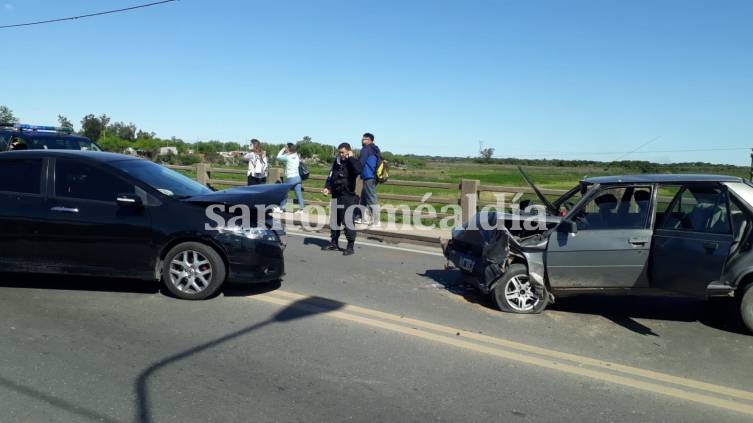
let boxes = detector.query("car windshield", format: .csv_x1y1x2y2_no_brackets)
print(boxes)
113,159,212,198
551,183,588,215
11,135,103,151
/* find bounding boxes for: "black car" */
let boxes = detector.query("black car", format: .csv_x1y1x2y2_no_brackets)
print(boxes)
0,123,103,152
443,173,753,332
0,150,288,299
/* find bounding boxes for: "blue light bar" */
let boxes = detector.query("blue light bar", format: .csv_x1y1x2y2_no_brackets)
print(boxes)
15,123,73,133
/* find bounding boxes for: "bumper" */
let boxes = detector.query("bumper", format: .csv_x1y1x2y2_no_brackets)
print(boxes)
215,235,286,284
443,240,504,295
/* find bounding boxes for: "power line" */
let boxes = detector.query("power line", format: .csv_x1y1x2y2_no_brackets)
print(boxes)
0,0,178,29
509,147,750,158
612,135,661,162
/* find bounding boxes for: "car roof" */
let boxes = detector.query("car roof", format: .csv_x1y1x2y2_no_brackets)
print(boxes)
0,149,139,163
582,174,743,184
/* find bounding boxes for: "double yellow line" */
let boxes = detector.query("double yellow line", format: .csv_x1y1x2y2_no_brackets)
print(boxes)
250,290,753,416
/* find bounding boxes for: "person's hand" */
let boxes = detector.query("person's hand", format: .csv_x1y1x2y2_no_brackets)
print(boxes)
321,188,330,196
347,150,354,158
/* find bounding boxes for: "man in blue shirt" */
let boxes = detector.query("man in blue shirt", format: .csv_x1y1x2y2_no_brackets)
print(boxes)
355,132,380,225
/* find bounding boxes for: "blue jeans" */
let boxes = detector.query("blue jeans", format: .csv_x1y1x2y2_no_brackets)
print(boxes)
355,178,378,219
280,175,304,210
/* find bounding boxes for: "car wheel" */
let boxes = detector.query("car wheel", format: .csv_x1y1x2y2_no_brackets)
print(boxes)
162,242,226,300
740,284,753,333
492,264,548,314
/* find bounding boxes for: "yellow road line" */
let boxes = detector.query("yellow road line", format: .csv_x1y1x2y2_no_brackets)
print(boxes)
248,291,753,415
268,289,753,402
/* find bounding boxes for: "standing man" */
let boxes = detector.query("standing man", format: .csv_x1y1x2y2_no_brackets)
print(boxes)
243,139,268,185
322,142,362,256
355,132,380,224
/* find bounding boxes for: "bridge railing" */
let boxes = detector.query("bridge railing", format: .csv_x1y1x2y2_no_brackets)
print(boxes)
166,163,568,224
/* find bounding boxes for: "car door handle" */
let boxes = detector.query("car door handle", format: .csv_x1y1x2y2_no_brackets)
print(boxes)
628,238,650,246
50,206,79,213
703,241,719,251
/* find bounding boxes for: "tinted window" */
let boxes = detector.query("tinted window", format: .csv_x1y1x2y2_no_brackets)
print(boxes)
0,133,9,151
0,159,42,194
55,159,133,202
26,136,101,151
661,185,731,234
113,159,212,198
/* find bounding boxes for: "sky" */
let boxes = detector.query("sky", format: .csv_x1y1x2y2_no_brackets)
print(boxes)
1,0,752,165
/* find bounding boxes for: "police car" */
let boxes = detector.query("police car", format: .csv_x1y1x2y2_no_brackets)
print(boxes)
0,123,103,152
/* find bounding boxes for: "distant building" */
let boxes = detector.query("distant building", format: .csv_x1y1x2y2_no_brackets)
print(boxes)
158,146,178,156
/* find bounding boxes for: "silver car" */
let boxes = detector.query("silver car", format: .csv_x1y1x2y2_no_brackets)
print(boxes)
443,173,753,333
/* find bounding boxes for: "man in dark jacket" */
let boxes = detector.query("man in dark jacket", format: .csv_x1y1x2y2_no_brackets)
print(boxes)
355,132,380,224
321,142,363,256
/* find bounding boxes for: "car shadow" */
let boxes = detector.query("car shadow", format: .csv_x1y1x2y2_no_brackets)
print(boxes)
302,237,333,249
550,295,749,336
0,272,161,295
418,269,749,336
0,272,283,300
417,269,497,310
222,280,281,297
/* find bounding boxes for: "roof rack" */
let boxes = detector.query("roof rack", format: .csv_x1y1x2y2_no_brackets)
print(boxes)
0,123,74,134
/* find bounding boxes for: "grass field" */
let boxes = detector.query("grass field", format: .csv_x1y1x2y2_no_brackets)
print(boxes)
175,160,750,221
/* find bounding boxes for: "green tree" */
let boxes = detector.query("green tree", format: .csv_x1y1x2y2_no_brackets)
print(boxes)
479,147,495,162
57,115,74,131
108,121,137,141
0,105,17,124
80,114,105,141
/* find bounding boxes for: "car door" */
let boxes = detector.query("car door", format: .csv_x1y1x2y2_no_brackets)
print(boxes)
0,156,47,270
546,185,655,288
40,158,156,278
650,184,734,298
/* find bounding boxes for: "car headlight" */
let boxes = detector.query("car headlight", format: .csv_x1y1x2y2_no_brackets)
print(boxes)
219,226,279,242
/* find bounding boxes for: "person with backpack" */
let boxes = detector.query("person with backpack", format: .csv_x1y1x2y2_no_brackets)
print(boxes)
321,142,362,256
243,139,268,185
275,142,305,214
354,132,381,225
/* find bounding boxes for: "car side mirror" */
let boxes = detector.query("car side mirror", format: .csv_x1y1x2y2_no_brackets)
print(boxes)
557,219,578,234
116,193,143,208
519,199,531,210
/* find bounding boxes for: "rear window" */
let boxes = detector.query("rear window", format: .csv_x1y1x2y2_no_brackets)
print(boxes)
6,134,101,151
26,136,101,151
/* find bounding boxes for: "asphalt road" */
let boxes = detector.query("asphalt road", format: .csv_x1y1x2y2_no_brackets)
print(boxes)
1,230,753,422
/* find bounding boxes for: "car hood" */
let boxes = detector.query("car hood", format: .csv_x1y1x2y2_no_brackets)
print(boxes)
182,184,289,209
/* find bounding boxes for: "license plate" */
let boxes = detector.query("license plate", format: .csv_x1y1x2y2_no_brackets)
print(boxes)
459,257,476,272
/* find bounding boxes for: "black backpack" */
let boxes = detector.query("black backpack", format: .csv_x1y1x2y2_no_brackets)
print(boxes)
298,161,310,180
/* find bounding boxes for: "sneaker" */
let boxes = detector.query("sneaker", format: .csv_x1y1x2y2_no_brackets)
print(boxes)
294,209,304,215
270,206,282,213
343,243,355,256
321,242,339,251
354,217,362,224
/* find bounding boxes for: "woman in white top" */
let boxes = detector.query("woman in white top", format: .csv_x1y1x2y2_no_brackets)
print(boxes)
276,143,304,213
243,139,268,185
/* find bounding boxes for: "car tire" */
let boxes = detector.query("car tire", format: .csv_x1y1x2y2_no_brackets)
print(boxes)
740,284,753,333
492,264,548,314
161,242,226,300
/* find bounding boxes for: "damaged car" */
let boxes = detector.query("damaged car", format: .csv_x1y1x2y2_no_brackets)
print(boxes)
443,172,753,333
